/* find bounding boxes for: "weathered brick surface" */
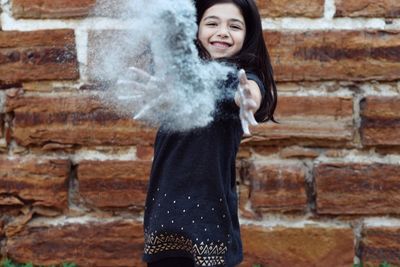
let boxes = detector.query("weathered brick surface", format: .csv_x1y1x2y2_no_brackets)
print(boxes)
12,0,96,19
0,30,78,83
279,146,319,158
0,217,4,236
0,114,3,139
6,220,145,267
360,227,400,265
256,0,324,18
245,96,354,147
266,30,400,82
5,91,156,148
360,96,400,146
335,0,400,18
0,156,70,210
315,163,400,215
77,160,151,209
247,161,307,212
240,225,354,266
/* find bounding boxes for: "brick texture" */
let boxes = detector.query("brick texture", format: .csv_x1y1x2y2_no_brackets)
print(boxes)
335,0,400,18
360,96,400,146
6,220,145,266
77,160,151,209
360,227,400,266
12,0,96,19
266,30,400,82
1,0,400,266
240,225,354,266
5,91,156,148
0,30,78,83
0,156,70,210
315,163,400,215
247,161,308,212
245,96,354,147
256,0,324,18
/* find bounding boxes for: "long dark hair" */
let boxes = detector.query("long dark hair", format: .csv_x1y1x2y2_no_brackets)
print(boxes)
194,0,277,123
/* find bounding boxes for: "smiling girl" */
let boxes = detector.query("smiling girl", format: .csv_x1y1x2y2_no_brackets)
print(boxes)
142,1,277,266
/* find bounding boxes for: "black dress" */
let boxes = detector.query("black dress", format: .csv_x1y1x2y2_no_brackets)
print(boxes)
142,72,265,267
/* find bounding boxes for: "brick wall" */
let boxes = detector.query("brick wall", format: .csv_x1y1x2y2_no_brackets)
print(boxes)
0,0,399,266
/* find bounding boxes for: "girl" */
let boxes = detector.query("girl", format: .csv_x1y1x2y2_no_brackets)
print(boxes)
142,0,277,266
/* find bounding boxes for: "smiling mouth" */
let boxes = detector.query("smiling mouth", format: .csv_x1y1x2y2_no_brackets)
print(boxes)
210,42,231,48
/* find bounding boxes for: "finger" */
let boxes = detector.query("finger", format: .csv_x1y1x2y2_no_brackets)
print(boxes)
239,108,251,135
245,110,258,126
117,79,147,89
128,66,153,83
238,69,248,86
243,98,257,110
241,117,250,136
134,95,161,120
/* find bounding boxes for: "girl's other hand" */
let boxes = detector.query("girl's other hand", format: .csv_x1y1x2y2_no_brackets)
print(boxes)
236,69,260,136
116,66,163,119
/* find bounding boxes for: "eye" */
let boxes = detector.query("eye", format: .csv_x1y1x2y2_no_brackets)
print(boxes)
230,24,242,30
206,22,218,27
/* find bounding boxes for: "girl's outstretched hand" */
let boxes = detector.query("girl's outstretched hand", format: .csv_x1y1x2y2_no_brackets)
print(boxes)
237,69,259,136
117,66,164,120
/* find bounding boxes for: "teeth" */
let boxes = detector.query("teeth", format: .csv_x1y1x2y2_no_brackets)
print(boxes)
212,42,229,48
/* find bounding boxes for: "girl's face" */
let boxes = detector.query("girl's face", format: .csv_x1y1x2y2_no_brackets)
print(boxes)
198,3,246,59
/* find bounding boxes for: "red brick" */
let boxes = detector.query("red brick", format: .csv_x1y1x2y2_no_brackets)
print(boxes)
266,30,400,82
360,96,400,146
77,160,151,209
315,163,400,214
240,225,354,266
0,114,3,139
12,0,96,19
246,96,354,147
247,161,308,212
0,30,79,83
5,91,156,148
0,156,70,210
279,146,319,158
335,0,400,18
256,0,324,18
6,220,145,266
361,227,400,266
136,145,154,161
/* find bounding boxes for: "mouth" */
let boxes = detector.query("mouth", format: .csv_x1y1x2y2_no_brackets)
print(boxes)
210,41,232,49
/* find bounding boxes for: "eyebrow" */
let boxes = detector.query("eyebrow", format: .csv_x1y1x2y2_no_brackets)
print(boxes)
203,16,245,26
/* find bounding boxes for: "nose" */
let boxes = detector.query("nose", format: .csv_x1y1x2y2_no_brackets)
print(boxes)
216,26,229,38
